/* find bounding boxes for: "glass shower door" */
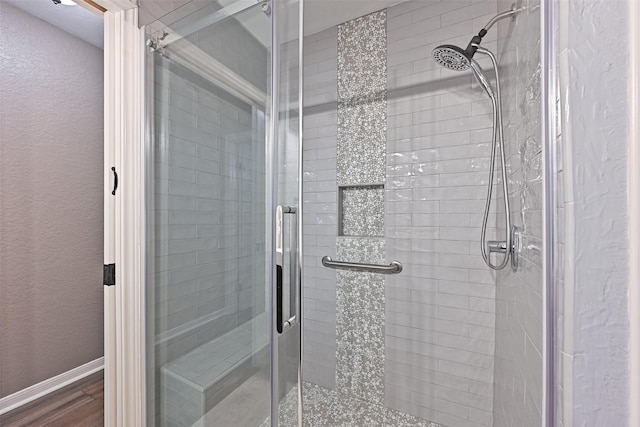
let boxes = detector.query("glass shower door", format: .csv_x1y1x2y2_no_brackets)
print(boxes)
271,1,303,426
144,0,302,425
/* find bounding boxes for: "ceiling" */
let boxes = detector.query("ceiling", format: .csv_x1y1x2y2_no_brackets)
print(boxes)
4,0,104,49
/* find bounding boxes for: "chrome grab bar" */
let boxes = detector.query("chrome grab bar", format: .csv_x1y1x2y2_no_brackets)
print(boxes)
321,256,403,275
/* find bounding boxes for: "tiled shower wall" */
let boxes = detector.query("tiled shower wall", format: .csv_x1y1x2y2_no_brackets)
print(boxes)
493,1,543,426
302,26,339,390
152,17,268,363
303,1,502,426
385,2,499,426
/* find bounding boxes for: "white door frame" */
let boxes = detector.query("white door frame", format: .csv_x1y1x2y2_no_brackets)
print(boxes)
101,1,146,426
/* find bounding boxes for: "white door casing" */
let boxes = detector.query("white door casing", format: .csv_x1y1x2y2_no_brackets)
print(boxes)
101,1,146,426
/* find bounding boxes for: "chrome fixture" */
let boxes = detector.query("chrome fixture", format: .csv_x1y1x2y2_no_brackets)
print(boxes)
276,205,299,333
432,4,518,72
488,226,519,270
432,5,520,271
259,0,271,16
321,256,403,275
146,31,168,53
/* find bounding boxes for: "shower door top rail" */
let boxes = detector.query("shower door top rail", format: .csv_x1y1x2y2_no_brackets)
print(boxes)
151,0,260,49
321,256,402,274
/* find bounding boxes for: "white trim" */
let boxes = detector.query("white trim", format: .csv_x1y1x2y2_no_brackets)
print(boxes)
0,358,104,416
628,0,640,424
103,10,118,427
557,1,575,425
113,7,146,427
102,5,146,426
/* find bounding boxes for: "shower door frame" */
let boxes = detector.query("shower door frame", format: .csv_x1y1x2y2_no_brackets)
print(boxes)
541,0,558,426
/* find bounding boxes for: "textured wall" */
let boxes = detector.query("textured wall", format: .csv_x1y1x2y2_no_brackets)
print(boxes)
493,1,543,426
0,4,104,398
558,0,630,425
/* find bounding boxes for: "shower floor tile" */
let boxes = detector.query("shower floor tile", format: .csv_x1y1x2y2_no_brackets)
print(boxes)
263,382,443,427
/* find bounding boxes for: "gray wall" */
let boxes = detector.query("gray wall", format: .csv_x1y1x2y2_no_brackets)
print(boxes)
493,0,543,425
0,4,104,398
559,0,630,425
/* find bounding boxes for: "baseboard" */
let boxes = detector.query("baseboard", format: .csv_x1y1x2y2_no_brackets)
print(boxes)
0,357,104,416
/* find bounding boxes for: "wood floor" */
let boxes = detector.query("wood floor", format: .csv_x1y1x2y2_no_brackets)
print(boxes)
0,372,104,427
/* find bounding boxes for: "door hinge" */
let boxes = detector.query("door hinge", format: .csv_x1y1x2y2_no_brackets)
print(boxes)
103,263,116,286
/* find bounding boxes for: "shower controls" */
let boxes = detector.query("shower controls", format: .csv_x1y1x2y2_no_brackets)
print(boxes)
486,226,520,271
510,226,520,271
487,240,507,253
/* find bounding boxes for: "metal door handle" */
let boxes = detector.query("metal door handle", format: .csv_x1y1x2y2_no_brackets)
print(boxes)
276,205,298,334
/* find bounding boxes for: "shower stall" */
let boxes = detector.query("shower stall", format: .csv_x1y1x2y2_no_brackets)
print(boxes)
140,0,550,426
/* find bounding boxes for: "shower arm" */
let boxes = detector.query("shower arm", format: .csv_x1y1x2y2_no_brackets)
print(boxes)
465,4,519,60
481,4,519,35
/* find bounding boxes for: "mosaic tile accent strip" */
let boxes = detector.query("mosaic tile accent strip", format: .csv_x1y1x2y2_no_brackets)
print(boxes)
339,185,385,237
333,8,389,417
335,237,386,406
337,10,387,185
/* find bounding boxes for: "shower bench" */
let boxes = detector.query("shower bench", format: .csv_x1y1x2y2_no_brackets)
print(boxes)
159,312,269,427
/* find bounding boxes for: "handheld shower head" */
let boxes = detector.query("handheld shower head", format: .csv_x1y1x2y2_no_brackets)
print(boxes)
468,58,496,100
432,44,496,100
432,45,471,71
